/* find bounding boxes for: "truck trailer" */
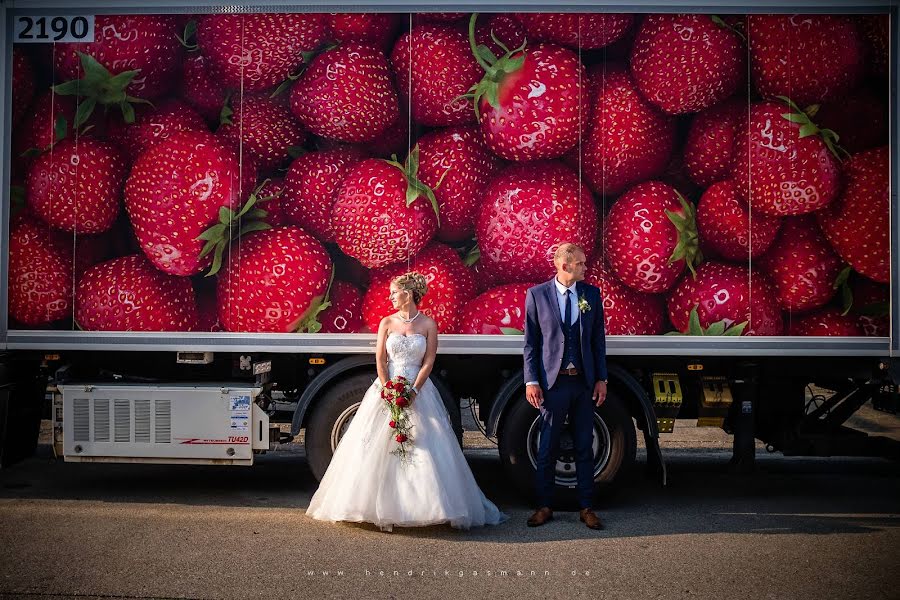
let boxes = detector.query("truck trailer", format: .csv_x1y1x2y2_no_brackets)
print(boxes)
0,0,898,505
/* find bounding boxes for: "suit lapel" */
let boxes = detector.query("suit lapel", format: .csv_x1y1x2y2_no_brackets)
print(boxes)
544,279,564,329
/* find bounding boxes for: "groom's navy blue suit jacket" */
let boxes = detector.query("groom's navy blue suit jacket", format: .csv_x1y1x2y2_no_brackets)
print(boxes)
523,278,608,390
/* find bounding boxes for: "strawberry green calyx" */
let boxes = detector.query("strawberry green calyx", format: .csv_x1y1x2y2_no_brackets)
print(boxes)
776,95,849,161
296,268,335,333
462,244,481,267
176,20,198,51
500,327,524,335
835,266,854,316
197,179,273,277
219,91,234,126
462,12,527,120
710,15,746,42
664,191,703,278
271,44,335,98
383,146,444,227
52,52,151,126
665,306,748,336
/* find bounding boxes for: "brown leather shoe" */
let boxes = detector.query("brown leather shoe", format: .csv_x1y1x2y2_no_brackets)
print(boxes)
579,509,604,530
527,507,554,527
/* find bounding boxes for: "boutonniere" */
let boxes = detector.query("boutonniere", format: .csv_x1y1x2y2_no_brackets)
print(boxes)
577,294,591,314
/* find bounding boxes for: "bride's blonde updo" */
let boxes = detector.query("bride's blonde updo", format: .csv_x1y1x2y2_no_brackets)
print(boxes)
392,272,428,304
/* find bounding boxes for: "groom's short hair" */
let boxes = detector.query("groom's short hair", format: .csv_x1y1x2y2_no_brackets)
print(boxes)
553,242,585,266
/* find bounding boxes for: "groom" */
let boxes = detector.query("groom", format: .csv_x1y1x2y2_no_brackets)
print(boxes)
523,242,608,530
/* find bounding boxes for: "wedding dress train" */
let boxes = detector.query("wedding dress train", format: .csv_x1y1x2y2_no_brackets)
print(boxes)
306,332,508,531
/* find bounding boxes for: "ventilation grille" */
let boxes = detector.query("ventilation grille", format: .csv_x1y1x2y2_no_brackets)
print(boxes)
114,399,130,442
93,399,109,442
134,400,151,443
73,398,90,442
69,397,172,444
155,400,171,444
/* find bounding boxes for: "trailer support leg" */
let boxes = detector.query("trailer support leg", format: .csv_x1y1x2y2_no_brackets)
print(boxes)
729,362,758,473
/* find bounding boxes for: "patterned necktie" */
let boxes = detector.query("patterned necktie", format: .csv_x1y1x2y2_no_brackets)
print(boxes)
564,289,572,330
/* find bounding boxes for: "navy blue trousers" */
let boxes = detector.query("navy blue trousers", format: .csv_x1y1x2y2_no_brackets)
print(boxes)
535,374,595,509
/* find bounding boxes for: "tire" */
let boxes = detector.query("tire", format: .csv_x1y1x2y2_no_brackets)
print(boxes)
304,372,462,481
498,389,636,509
305,372,375,481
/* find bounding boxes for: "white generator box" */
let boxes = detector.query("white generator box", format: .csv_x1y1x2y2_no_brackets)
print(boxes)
58,384,267,466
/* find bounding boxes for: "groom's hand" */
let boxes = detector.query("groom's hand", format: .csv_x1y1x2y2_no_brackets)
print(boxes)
526,384,543,408
593,381,607,406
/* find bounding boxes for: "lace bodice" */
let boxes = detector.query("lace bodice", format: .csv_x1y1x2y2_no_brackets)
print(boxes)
386,333,426,378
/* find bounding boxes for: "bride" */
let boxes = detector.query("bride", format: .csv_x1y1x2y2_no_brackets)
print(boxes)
306,272,508,531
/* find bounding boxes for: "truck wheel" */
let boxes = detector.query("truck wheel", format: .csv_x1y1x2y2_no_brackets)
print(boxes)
305,372,375,481
498,390,636,508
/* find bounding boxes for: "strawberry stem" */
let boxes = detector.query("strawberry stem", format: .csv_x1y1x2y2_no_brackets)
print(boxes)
776,95,848,161
664,191,703,278
296,268,335,333
52,52,151,125
665,306,748,336
462,12,527,120
383,147,442,227
197,179,273,276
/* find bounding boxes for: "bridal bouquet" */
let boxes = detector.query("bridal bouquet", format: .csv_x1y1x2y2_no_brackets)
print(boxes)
380,375,415,461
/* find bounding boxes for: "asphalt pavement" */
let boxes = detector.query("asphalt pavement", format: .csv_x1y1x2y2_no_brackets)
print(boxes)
1,418,898,600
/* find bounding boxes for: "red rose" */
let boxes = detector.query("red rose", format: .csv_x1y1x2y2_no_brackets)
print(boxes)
396,433,407,443
395,397,407,408
389,420,396,428
385,380,394,390
380,389,388,399
397,376,407,381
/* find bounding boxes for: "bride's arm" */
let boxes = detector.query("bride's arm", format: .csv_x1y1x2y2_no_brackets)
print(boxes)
412,320,439,392
375,318,390,386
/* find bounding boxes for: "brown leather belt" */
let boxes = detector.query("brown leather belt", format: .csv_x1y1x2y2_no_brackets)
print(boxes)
559,368,580,376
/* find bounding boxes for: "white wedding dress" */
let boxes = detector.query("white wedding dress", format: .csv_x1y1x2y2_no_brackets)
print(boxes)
306,332,508,531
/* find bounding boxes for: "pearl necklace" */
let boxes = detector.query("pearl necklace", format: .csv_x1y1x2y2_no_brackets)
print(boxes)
399,311,420,323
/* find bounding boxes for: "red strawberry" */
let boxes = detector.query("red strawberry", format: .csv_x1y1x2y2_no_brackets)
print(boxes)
8,217,73,326
291,43,399,143
667,262,783,336
358,108,411,158
332,155,438,269
54,15,182,101
124,130,257,276
469,38,589,161
14,92,78,155
282,148,366,243
683,97,746,188
852,278,889,337
815,87,888,155
255,177,287,227
26,138,126,234
75,254,199,331
107,99,208,161
580,65,675,196
732,99,842,217
584,256,665,335
474,15,526,60
748,15,864,106
362,242,476,333
816,146,889,283
317,281,365,334
696,180,780,262
217,226,332,333
786,307,863,337
179,52,228,123
858,15,889,80
604,181,699,294
216,93,306,172
197,14,327,91
757,215,843,312
476,161,597,284
12,47,35,128
415,125,502,242
457,283,532,335
630,14,745,114
328,13,400,51
391,24,482,127
512,13,633,49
